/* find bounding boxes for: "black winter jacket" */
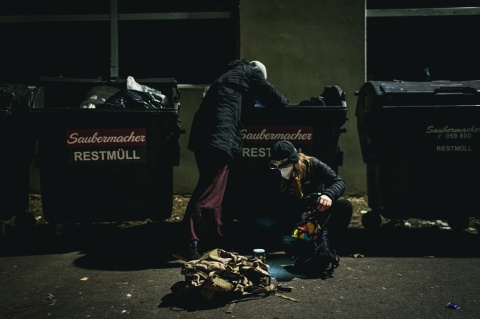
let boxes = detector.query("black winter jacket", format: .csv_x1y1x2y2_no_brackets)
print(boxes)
278,156,346,214
188,59,289,160
300,157,346,202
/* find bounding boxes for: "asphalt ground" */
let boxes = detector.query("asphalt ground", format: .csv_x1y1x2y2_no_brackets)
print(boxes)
1,221,480,319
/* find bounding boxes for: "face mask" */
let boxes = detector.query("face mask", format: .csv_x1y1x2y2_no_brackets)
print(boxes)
279,166,294,180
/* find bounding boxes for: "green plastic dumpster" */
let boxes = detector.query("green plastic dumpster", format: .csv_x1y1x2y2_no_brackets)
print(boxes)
356,80,480,230
0,84,37,230
33,77,182,225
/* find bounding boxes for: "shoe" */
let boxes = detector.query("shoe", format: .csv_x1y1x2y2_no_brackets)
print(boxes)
172,240,201,261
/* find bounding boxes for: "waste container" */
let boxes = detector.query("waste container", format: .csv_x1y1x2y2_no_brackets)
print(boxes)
33,77,182,225
225,85,348,221
355,80,480,230
0,84,38,230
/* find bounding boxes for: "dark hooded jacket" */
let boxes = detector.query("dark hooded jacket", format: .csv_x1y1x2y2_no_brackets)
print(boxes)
188,59,289,160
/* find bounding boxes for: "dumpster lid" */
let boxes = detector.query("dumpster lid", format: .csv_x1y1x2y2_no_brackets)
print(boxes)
37,76,179,109
379,81,480,95
37,76,177,86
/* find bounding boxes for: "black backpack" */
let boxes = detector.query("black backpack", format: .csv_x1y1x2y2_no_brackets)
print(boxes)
281,194,340,279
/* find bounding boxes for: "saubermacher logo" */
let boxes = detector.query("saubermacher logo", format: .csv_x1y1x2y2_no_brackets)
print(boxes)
65,128,147,164
241,125,313,144
66,128,146,147
241,125,313,159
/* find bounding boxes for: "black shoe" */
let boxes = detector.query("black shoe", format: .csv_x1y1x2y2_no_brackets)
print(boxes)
172,240,201,261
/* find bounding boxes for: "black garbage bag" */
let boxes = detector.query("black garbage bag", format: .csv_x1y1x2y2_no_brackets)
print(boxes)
0,84,32,109
299,85,345,107
299,95,326,106
100,89,165,109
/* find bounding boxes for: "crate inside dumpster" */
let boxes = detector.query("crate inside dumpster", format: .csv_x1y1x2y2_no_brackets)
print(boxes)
33,76,182,224
356,80,480,230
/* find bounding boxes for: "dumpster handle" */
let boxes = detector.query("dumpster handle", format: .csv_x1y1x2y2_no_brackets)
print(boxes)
434,87,478,95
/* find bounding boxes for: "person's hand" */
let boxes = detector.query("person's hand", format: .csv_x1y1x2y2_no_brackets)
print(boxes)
301,211,313,221
316,194,332,212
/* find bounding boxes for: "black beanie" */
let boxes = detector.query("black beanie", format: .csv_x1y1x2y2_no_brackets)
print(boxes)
271,140,299,163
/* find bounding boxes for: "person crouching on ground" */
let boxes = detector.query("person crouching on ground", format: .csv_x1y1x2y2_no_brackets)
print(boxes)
259,140,353,253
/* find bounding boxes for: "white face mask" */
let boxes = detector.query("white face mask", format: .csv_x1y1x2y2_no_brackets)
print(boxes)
279,166,294,180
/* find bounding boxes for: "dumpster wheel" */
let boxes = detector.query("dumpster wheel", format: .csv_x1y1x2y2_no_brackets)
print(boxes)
361,210,383,231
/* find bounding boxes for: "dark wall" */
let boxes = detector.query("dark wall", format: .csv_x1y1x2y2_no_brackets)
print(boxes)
367,14,480,82
366,1,480,81
0,0,239,84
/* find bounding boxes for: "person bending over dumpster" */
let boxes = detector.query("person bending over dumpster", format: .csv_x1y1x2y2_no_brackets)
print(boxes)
258,140,353,254
175,59,289,261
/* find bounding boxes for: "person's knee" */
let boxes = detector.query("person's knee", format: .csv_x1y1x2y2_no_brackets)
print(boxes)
336,199,353,219
330,199,353,230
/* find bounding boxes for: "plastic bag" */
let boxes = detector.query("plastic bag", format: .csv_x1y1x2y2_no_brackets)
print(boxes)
127,76,168,107
80,85,120,109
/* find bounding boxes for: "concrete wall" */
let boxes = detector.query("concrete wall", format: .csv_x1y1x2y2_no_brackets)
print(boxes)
172,87,204,194
31,0,367,197
171,0,367,196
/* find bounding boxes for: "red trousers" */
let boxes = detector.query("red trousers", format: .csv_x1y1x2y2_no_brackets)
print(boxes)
184,151,230,242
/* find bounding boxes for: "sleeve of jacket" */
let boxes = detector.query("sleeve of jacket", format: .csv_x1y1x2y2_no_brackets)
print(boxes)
249,72,289,107
310,157,346,201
